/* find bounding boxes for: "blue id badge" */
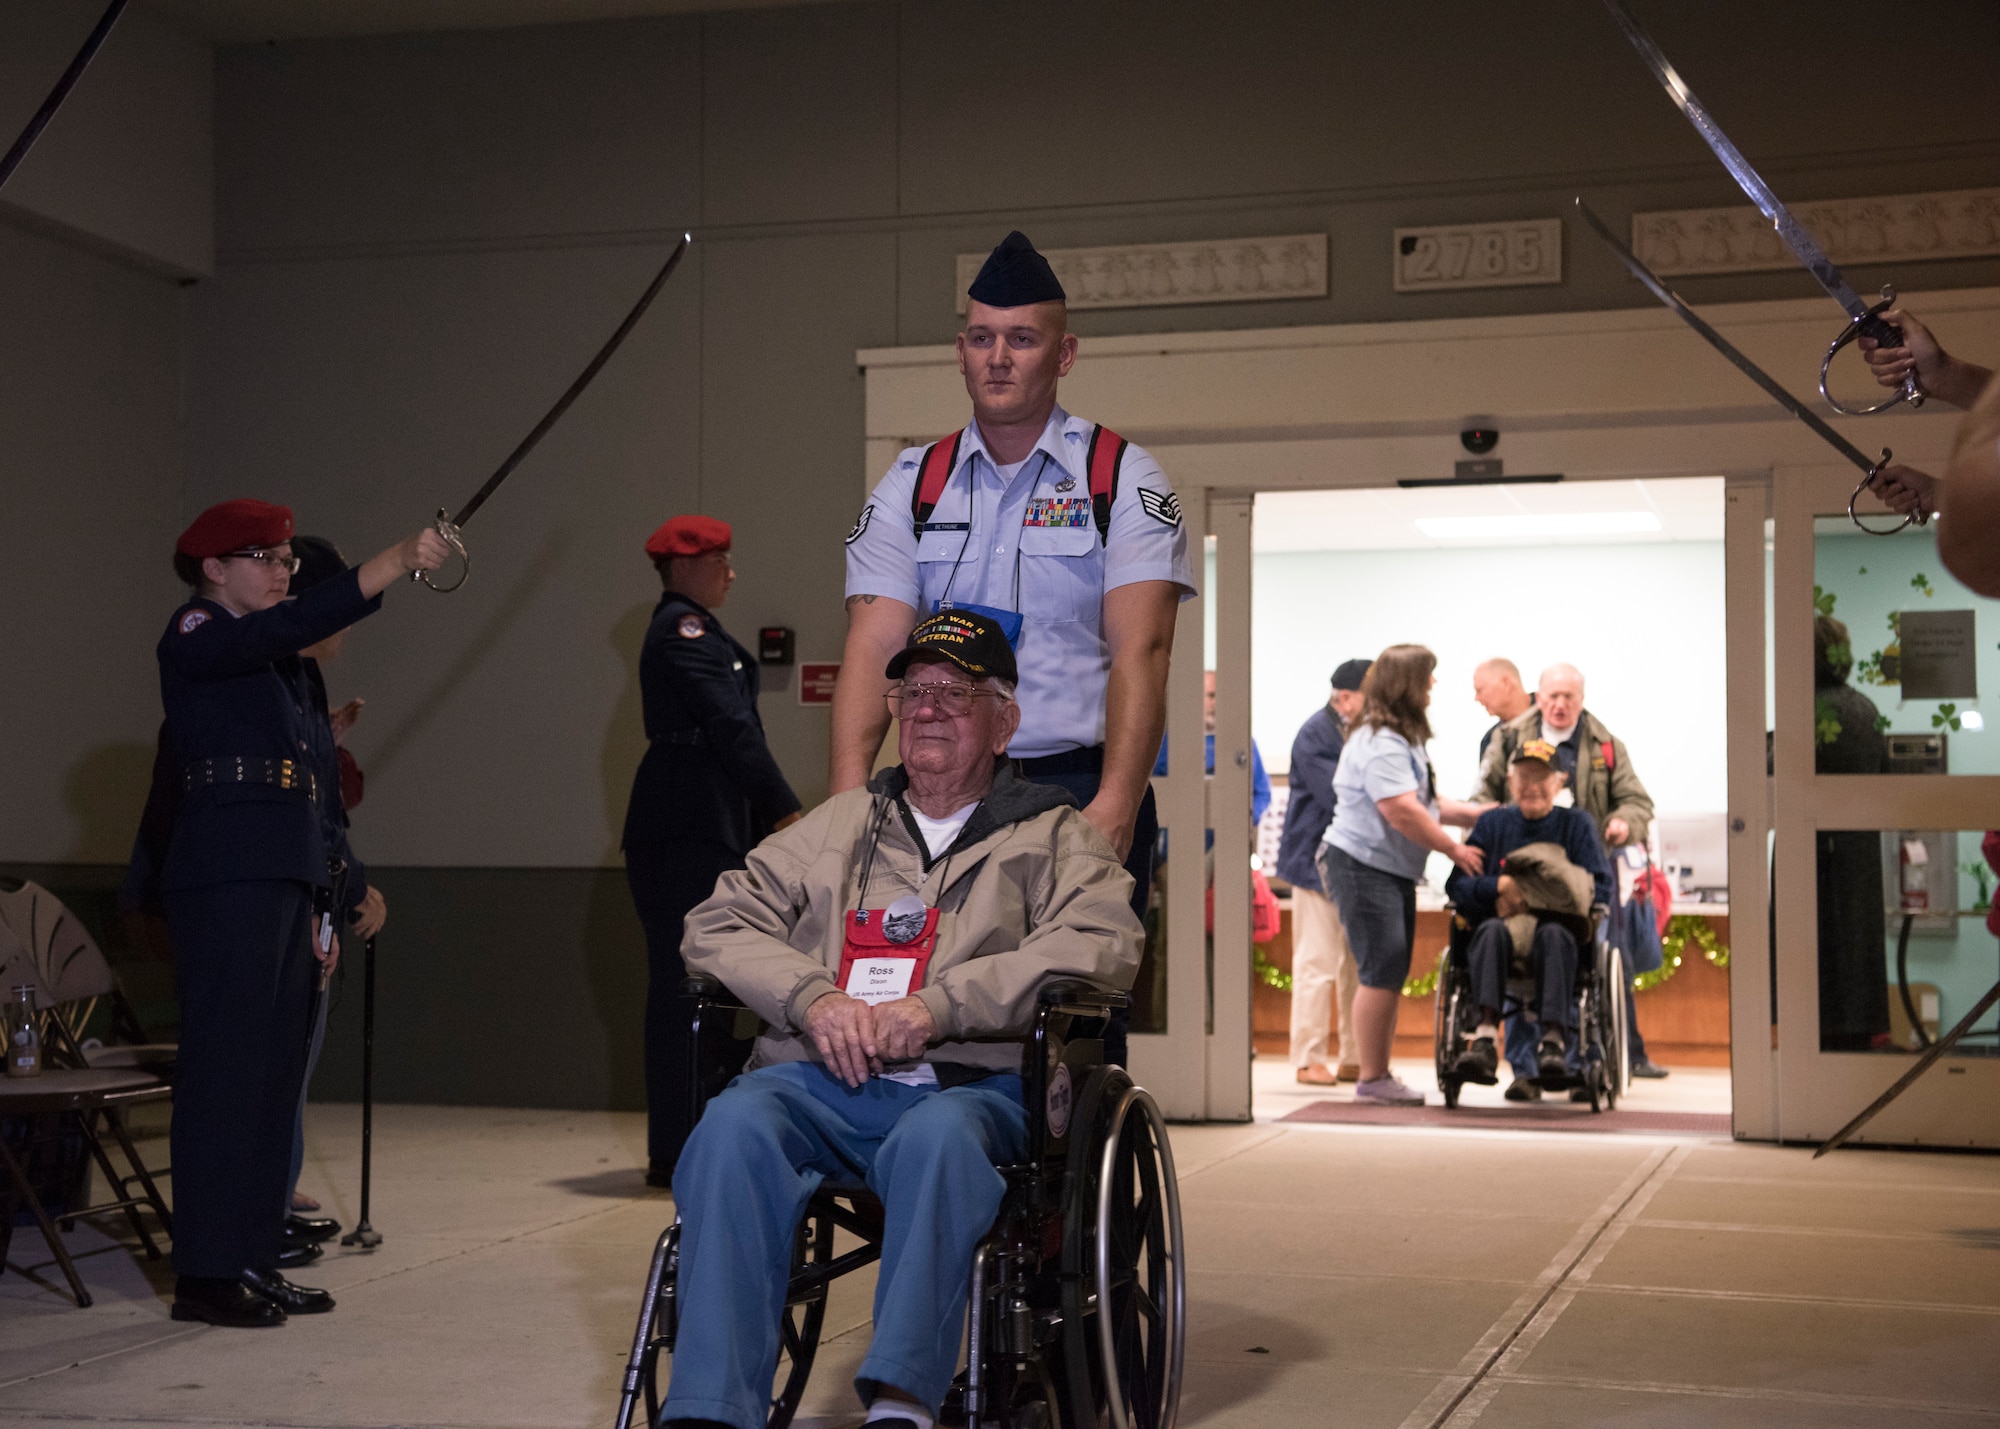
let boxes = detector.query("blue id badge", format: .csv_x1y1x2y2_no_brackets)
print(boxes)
933,600,1023,648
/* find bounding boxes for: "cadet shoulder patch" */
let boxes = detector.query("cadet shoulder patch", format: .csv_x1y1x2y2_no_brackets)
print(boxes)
678,614,705,639
846,504,873,545
1136,487,1182,528
178,609,211,634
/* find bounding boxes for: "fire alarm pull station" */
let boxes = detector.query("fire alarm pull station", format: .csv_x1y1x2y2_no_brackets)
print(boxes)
758,627,796,666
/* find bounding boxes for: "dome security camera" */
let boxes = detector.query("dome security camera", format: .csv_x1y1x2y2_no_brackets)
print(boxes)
1460,427,1499,456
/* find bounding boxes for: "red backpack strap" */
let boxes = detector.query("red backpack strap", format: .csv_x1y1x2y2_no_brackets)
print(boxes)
909,429,965,534
1085,424,1128,546
1600,739,1615,772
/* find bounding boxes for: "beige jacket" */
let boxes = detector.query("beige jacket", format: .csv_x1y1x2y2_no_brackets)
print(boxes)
1477,708,1655,849
681,762,1143,1076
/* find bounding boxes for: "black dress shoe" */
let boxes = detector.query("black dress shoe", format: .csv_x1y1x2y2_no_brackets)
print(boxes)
1537,1038,1571,1081
1504,1079,1542,1103
242,1266,335,1315
1631,1057,1671,1079
286,1212,341,1242
1454,1036,1500,1084
172,1275,286,1327
276,1232,324,1269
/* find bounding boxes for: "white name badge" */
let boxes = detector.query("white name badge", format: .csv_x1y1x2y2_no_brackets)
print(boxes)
844,957,919,1005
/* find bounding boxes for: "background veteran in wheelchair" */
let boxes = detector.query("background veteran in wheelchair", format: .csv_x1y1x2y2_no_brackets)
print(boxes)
1435,740,1627,1113
621,608,1184,1429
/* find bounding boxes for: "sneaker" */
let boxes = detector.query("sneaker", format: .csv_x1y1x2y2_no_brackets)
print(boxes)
1537,1037,1570,1081
1453,1036,1499,1082
1354,1075,1425,1106
1504,1079,1542,1103
1631,1057,1670,1079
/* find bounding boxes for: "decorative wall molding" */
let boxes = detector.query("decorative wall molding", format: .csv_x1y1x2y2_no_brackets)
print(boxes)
954,234,1326,313
1632,186,2000,278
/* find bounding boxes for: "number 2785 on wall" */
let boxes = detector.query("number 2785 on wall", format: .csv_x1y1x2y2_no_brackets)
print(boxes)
1393,219,1562,292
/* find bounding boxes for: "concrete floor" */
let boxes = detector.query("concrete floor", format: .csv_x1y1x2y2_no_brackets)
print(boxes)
3,1075,1998,1429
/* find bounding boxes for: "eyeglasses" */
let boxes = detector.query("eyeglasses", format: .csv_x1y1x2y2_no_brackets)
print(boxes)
885,682,1003,717
223,548,300,575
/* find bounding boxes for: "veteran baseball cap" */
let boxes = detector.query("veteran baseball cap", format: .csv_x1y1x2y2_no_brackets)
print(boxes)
885,609,1019,685
1511,738,1561,767
1331,658,1372,691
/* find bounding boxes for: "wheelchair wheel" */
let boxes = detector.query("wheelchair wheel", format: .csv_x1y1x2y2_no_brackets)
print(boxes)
1059,1070,1185,1429
1604,946,1629,1111
631,1208,831,1429
1433,948,1463,1108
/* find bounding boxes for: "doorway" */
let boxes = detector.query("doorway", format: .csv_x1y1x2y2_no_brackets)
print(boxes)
1237,477,1733,1126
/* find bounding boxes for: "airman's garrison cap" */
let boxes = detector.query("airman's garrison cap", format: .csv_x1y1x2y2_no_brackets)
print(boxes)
967,231,1066,308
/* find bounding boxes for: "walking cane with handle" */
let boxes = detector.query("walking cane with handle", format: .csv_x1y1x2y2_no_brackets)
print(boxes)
341,934,384,1249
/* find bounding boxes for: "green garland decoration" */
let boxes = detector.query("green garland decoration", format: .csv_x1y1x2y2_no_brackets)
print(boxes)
1403,947,1446,999
1633,915,1731,992
1253,945,1292,992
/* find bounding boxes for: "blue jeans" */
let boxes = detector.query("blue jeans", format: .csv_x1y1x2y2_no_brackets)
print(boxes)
1320,844,1417,990
665,1062,1028,1429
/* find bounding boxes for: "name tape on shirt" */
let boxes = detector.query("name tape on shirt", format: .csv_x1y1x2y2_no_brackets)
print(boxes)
1025,497,1092,529
1137,487,1182,528
178,609,211,634
846,505,873,545
678,614,705,639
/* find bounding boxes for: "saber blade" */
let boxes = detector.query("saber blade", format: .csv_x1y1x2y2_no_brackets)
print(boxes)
451,233,690,530
1815,976,2000,1157
0,0,129,192
1574,200,1876,475
1601,0,1868,321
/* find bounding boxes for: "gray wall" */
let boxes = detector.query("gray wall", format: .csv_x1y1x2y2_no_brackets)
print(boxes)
9,0,1999,1108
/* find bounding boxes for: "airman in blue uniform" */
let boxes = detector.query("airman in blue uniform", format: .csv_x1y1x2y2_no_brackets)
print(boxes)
623,514,801,1184
158,499,448,1327
835,232,1196,1060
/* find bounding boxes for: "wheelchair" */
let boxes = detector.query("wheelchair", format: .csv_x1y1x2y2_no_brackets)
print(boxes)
614,976,1185,1429
1432,907,1630,1112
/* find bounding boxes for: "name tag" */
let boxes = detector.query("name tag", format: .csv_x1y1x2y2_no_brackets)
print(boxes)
1024,497,1090,529
844,957,919,1005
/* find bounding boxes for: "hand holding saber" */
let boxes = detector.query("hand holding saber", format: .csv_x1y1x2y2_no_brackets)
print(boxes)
1573,199,1922,536
416,234,692,593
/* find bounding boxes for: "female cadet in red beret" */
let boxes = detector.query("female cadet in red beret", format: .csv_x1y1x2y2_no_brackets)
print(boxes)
622,515,801,1185
158,500,450,1327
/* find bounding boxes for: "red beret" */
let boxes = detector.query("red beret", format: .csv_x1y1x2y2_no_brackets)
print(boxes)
176,499,295,559
645,514,732,559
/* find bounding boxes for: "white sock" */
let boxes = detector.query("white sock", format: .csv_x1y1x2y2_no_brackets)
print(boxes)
1474,1022,1499,1041
866,1399,934,1429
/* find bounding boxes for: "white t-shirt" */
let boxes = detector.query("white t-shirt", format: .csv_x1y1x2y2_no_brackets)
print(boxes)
1540,716,1578,747
910,800,979,859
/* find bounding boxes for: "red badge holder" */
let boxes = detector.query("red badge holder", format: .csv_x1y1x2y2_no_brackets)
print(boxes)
839,903,940,1005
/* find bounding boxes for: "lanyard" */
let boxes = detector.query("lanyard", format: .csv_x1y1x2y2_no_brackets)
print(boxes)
936,447,1056,613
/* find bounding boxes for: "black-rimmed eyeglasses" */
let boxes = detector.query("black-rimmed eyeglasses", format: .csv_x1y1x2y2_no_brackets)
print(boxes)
223,547,300,575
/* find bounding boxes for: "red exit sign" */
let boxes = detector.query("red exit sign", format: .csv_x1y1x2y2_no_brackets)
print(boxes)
798,662,841,706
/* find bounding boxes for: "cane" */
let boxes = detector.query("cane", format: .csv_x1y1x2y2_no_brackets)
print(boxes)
340,934,384,1249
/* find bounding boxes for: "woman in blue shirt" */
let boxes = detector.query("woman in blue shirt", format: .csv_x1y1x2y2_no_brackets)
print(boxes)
1320,645,1489,1105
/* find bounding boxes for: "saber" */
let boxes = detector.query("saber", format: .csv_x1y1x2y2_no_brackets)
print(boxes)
1601,0,1921,416
417,233,691,592
0,0,129,192
1575,200,1918,535
1815,975,2000,1157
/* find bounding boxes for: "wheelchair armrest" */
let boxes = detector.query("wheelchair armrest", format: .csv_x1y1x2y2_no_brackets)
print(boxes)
681,974,750,1011
1037,979,1130,1015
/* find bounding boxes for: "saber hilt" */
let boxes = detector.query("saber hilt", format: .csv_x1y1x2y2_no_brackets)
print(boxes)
1822,287,1927,417
1847,447,1932,537
413,509,470,593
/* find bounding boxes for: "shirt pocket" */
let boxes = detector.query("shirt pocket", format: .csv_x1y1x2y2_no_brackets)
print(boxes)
1018,526,1100,623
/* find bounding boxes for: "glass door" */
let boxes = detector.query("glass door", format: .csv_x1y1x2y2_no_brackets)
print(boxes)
1768,462,2000,1148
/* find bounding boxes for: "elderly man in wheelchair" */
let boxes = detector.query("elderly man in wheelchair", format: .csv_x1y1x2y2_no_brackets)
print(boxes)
1440,739,1614,1096
647,610,1155,1429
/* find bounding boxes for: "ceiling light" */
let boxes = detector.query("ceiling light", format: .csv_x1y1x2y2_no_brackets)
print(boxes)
1413,512,1664,540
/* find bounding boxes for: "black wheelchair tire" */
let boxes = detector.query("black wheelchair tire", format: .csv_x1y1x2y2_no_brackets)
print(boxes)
1441,1077,1461,1109
1058,1064,1128,1426
640,1208,830,1429
1432,949,1461,1100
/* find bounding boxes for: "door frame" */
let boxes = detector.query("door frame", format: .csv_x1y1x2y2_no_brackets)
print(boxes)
859,286,2000,1126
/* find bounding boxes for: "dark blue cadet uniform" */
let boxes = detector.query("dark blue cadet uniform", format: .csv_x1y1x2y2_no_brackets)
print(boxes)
157,569,378,1279
622,592,799,1175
